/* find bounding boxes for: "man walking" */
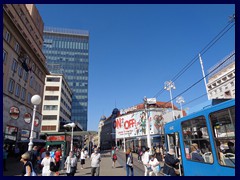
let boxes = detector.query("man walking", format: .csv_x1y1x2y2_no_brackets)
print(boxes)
90,148,101,176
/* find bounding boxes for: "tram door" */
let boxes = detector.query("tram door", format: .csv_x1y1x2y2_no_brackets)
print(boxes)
166,132,182,176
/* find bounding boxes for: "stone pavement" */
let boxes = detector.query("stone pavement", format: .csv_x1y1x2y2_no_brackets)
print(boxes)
59,151,126,176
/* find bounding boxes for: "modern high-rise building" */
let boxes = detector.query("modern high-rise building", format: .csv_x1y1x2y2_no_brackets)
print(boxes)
42,27,89,130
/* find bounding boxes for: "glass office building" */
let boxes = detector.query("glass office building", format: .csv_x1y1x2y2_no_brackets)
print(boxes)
43,27,89,130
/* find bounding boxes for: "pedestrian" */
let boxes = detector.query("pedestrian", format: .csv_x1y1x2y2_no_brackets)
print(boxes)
149,154,160,176
29,146,41,175
162,148,180,176
90,147,101,176
64,151,78,176
80,148,86,169
155,147,163,162
142,147,150,176
3,146,8,171
20,152,36,176
126,148,134,176
137,146,142,162
54,148,62,171
14,145,20,160
41,151,55,176
111,147,117,168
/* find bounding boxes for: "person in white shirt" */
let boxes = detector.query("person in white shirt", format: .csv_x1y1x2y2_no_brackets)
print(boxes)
64,151,78,176
149,154,160,176
90,148,101,176
41,151,55,176
141,147,150,176
80,148,86,169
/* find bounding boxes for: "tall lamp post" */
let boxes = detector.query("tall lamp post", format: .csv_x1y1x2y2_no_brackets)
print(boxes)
64,122,76,151
164,81,176,120
176,96,185,118
28,95,41,151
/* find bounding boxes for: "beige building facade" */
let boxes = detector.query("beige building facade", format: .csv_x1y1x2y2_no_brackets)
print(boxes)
41,74,73,132
3,4,49,144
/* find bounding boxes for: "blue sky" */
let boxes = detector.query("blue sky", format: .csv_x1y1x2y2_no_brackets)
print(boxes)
36,4,235,131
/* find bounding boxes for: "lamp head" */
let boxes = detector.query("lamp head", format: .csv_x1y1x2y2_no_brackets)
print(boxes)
31,95,41,105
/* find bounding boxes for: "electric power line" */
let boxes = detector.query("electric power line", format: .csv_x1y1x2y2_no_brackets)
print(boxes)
153,19,235,98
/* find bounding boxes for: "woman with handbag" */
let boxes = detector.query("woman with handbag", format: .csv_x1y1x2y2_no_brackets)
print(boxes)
149,154,161,176
20,152,36,176
41,151,55,176
65,151,78,176
126,148,134,176
162,149,180,176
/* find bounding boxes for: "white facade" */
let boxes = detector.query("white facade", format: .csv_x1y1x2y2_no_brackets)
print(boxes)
41,74,72,132
207,51,235,99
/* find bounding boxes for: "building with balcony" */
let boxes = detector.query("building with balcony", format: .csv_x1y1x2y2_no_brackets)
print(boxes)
3,4,49,147
207,51,235,99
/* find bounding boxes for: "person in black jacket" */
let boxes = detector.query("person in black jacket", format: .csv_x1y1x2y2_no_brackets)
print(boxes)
190,143,204,162
162,149,180,176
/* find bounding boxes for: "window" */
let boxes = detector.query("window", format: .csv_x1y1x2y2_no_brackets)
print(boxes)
181,116,212,164
11,59,18,72
27,93,32,104
45,96,59,100
14,42,20,53
30,76,34,88
23,71,29,82
46,77,60,82
8,78,15,93
18,66,23,77
15,83,21,97
43,105,58,110
46,86,59,91
42,115,57,120
5,31,11,43
20,88,26,101
41,126,56,131
209,106,235,167
3,50,7,63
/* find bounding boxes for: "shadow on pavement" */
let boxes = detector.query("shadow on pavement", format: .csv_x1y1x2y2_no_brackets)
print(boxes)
115,166,123,168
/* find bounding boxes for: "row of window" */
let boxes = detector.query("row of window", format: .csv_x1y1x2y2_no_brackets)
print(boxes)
4,29,44,80
181,106,235,167
43,39,89,50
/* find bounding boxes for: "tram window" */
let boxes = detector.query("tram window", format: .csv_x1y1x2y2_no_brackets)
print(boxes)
181,116,212,164
209,106,235,167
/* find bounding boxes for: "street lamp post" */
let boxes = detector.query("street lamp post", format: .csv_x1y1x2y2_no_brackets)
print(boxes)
28,95,41,151
144,96,152,154
164,81,176,120
64,122,76,151
176,96,185,118
122,119,126,152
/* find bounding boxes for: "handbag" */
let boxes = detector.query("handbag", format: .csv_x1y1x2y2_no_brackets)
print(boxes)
154,164,161,173
70,166,76,174
126,156,133,166
50,161,57,172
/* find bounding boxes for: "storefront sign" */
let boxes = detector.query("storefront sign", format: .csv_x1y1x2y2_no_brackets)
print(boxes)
21,129,30,138
47,135,65,141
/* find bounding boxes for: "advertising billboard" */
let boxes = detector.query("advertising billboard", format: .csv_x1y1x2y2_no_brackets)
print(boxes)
115,110,166,139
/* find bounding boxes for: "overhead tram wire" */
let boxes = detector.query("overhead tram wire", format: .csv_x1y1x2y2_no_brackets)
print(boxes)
158,52,235,108
153,20,235,98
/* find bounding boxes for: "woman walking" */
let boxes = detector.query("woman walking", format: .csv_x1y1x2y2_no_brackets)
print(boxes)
65,151,78,176
41,151,55,176
111,147,117,168
126,148,134,176
20,152,36,176
80,148,86,169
